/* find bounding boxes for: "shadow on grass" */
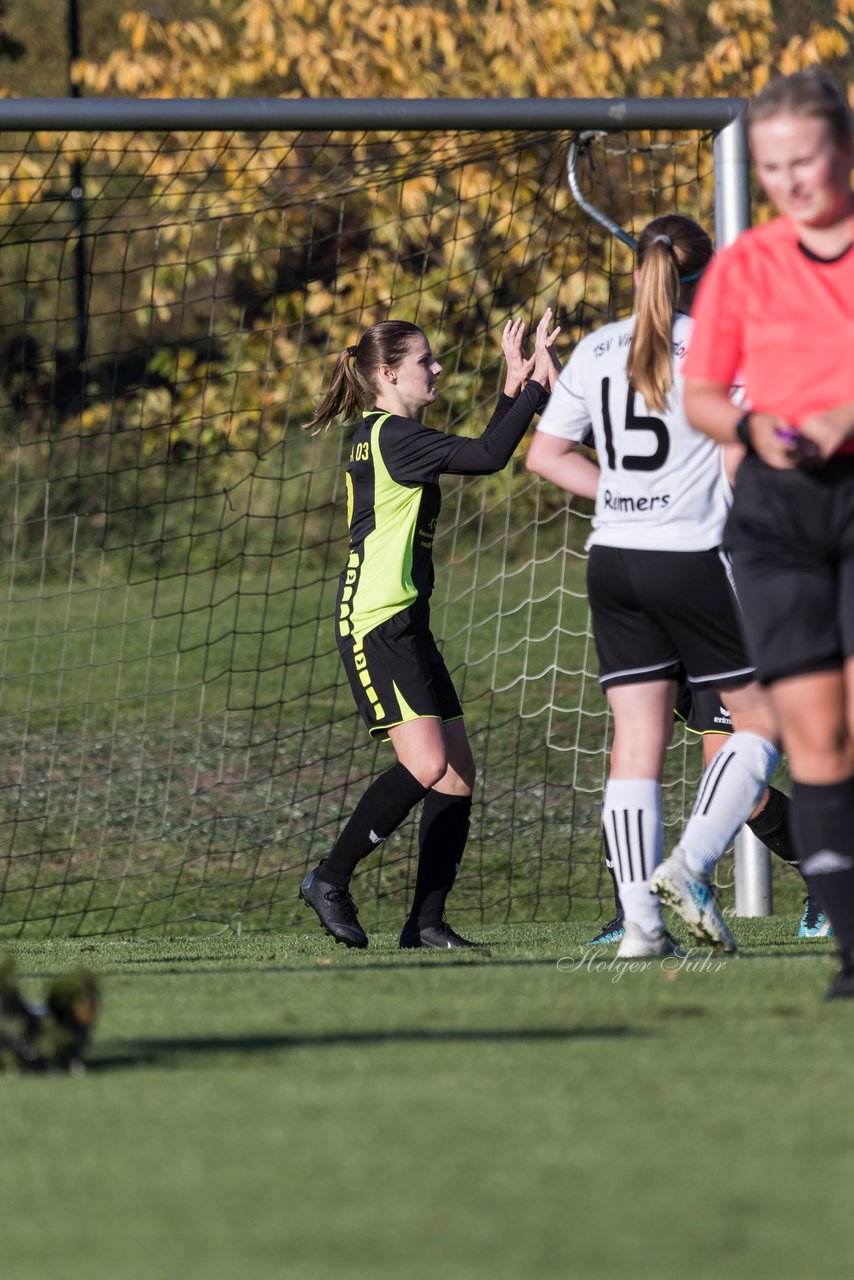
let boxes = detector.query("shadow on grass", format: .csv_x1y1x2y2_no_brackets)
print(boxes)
22,955,575,980
737,946,837,961
90,1022,641,1071
67,946,840,979
20,946,835,986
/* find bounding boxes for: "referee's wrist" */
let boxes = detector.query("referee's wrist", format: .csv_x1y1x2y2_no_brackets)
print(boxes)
734,411,754,450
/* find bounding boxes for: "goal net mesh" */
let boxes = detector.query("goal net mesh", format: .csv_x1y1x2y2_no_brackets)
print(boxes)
0,122,720,937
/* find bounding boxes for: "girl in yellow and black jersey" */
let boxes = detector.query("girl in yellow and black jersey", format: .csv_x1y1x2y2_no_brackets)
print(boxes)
299,311,559,951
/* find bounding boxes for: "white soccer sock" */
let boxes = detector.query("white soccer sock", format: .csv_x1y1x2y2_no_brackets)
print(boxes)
603,778,664,935
680,732,781,879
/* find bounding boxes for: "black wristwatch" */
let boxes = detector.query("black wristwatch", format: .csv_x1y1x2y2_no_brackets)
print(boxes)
734,411,753,450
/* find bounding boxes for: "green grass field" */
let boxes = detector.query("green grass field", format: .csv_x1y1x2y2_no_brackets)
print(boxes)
4,918,851,1280
0,528,646,937
0,533,807,938
0,473,829,1277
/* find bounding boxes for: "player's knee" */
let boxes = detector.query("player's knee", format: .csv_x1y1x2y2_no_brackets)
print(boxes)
409,752,449,789
788,735,854,782
728,710,778,742
779,703,853,775
724,686,779,743
610,739,664,778
432,757,476,795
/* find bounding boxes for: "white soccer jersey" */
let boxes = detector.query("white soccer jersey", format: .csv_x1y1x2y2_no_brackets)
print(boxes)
536,312,730,552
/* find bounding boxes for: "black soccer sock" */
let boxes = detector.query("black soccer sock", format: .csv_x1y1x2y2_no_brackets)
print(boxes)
747,786,803,874
790,778,854,958
320,763,429,887
408,791,472,928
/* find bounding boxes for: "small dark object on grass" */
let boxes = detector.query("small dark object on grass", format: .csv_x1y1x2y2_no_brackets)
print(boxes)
0,953,100,1075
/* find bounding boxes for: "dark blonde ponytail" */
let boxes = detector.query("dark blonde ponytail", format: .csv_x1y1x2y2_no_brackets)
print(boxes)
305,321,424,431
627,215,713,412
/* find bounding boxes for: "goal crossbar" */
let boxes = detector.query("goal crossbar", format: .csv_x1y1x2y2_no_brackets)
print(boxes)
0,96,746,134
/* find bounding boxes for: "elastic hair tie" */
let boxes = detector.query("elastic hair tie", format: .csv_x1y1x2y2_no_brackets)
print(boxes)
651,234,672,247
679,266,707,284
347,345,358,358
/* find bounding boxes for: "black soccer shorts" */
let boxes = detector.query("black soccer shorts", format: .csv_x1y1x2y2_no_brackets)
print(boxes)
337,601,463,739
587,544,755,692
674,682,733,736
725,453,854,685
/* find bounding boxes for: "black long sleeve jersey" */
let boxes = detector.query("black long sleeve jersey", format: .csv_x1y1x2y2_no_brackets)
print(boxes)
336,380,547,646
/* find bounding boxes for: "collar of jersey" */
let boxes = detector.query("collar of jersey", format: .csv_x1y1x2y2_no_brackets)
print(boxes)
362,409,392,426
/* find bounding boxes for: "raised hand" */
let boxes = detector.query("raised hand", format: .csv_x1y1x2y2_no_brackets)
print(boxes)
531,307,561,390
501,317,535,397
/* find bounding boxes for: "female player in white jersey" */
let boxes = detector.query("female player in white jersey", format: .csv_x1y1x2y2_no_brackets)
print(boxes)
526,214,789,957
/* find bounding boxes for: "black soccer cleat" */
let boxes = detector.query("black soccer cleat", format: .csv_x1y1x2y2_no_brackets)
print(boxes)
299,869,368,949
399,919,486,950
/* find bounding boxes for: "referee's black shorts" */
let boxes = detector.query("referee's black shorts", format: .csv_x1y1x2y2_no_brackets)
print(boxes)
587,544,755,692
337,600,463,739
725,452,854,685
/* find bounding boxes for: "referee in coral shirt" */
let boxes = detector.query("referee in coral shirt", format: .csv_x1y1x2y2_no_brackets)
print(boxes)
684,68,854,999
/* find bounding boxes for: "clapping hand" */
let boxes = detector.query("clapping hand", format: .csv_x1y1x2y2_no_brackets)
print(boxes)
531,307,561,391
501,317,534,397
501,310,561,397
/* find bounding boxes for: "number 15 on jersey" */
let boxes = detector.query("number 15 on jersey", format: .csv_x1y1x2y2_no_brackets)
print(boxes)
601,377,670,473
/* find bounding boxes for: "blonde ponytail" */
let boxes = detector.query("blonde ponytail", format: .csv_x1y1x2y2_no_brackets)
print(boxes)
627,215,713,413
304,347,366,432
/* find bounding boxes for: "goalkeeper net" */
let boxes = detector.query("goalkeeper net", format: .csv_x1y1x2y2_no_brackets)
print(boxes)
0,111,727,937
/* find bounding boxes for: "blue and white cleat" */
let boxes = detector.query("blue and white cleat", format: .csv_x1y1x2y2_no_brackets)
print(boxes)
798,896,834,939
651,848,738,954
616,921,680,959
587,912,625,946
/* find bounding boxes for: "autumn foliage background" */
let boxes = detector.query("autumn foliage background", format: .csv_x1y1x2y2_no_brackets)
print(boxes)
0,0,847,939
0,0,849,571
7,0,852,99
